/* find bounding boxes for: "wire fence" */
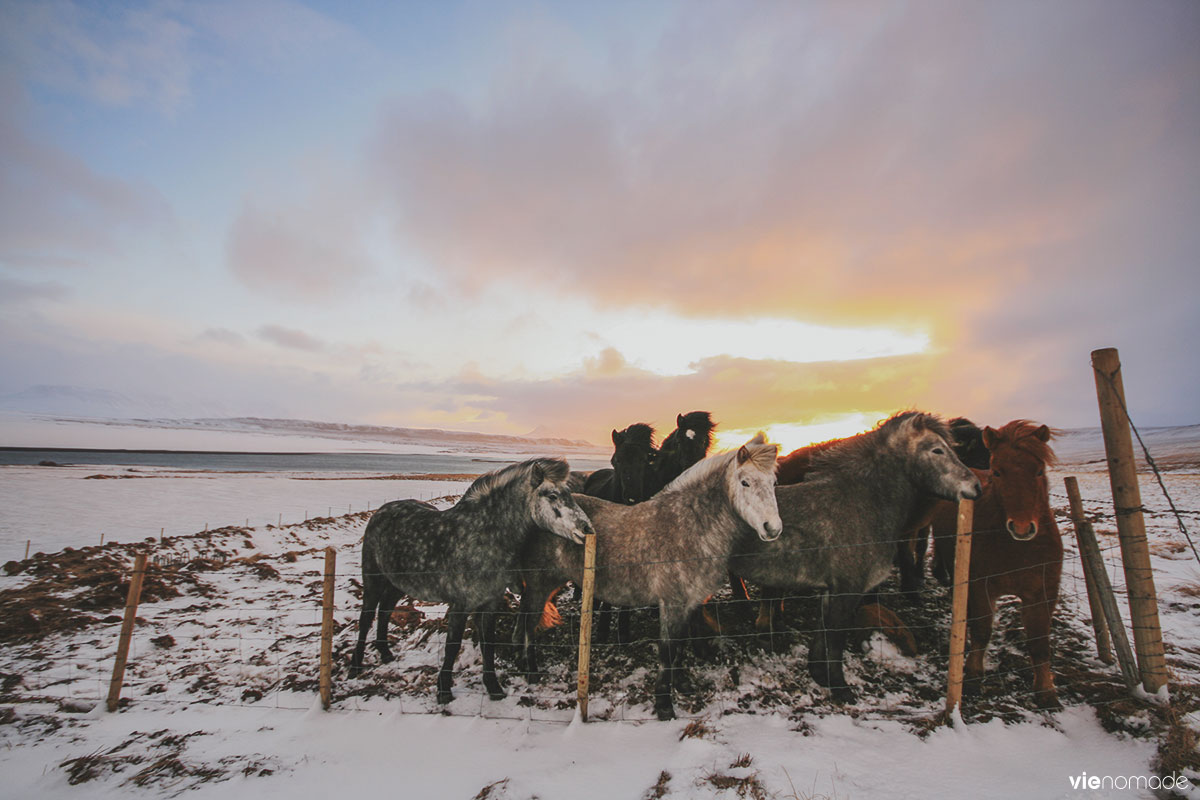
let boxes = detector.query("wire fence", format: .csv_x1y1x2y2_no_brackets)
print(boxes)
2,470,1185,730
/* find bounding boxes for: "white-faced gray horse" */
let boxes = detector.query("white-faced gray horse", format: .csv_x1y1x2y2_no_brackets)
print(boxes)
729,412,981,702
516,434,781,720
350,458,594,705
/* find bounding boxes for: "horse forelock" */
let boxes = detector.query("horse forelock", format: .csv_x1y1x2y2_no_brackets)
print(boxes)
620,422,656,449
461,457,569,503
989,419,1059,466
744,438,779,471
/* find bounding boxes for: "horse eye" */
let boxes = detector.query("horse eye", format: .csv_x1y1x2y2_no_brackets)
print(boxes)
932,447,945,455
992,469,1003,478
741,480,750,487
1037,469,1045,477
545,492,557,502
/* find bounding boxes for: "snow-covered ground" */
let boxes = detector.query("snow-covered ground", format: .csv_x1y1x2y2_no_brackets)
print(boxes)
2,431,1199,798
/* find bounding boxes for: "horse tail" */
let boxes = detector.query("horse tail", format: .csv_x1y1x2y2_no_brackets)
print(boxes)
536,586,567,632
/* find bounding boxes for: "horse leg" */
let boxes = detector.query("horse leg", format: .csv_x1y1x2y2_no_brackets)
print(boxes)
513,592,539,681
688,600,719,661
479,601,506,701
897,528,925,601
595,600,613,644
350,569,393,677
653,604,687,721
436,605,468,704
964,588,995,698
1020,589,1060,709
374,582,402,664
755,587,786,653
349,584,379,679
809,591,860,703
616,606,633,646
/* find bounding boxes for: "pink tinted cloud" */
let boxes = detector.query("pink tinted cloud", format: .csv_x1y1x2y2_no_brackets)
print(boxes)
256,324,323,352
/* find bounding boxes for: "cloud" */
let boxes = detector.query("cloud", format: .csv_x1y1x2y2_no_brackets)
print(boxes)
256,324,323,352
0,112,171,269
198,327,245,346
226,198,374,300
0,0,194,112
0,0,370,115
0,275,69,303
367,1,1199,339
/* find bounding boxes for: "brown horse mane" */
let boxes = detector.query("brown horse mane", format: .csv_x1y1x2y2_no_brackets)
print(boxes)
988,419,1059,466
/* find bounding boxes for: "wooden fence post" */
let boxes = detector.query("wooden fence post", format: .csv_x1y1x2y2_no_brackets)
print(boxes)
576,533,597,721
1064,477,1114,665
320,547,336,710
1073,511,1140,690
1091,347,1168,695
106,552,148,712
945,499,974,720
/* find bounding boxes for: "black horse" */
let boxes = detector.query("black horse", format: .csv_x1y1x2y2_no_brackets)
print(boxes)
582,423,656,505
646,411,716,495
592,412,717,644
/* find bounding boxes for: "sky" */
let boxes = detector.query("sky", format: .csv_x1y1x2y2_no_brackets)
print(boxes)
0,0,1197,452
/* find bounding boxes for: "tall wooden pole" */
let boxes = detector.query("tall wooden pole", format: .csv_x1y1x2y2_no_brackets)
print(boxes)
319,547,336,710
1091,347,1168,695
1064,477,1114,665
107,552,148,712
576,533,597,721
945,499,974,719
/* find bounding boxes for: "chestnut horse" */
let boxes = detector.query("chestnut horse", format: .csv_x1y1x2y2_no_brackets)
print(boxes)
930,420,1062,708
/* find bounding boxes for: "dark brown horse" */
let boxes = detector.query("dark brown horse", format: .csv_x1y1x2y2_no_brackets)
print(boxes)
930,420,1062,708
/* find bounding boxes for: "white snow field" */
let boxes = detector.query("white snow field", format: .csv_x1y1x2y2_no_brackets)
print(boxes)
1,429,1199,798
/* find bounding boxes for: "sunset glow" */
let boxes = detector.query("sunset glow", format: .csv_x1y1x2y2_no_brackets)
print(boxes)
0,1,1196,448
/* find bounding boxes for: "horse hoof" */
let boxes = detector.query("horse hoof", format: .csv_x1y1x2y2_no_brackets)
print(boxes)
1034,691,1061,711
488,688,507,701
348,664,362,679
655,703,676,721
830,686,855,704
523,671,544,685
376,646,395,664
963,675,983,698
436,690,454,705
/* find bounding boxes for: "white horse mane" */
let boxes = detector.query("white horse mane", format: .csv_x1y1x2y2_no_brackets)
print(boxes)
660,433,776,494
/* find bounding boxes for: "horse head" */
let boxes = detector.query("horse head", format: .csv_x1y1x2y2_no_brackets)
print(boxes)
982,421,1056,541
894,412,982,502
610,423,655,505
528,458,594,544
673,411,716,466
729,432,783,541
948,417,991,470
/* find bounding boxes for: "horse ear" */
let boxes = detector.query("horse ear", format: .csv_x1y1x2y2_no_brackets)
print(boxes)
677,413,685,427
530,462,545,487
737,445,750,465
612,428,622,445
981,426,997,450
749,431,767,445
1034,424,1051,442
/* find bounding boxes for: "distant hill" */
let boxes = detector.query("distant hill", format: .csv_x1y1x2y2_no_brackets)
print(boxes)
186,416,601,451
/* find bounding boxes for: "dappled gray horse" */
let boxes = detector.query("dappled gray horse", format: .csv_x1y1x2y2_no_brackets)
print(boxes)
729,411,981,702
517,434,781,720
350,458,593,705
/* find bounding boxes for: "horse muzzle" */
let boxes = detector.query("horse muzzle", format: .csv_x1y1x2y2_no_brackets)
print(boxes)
1006,519,1038,541
962,478,983,501
759,518,783,542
